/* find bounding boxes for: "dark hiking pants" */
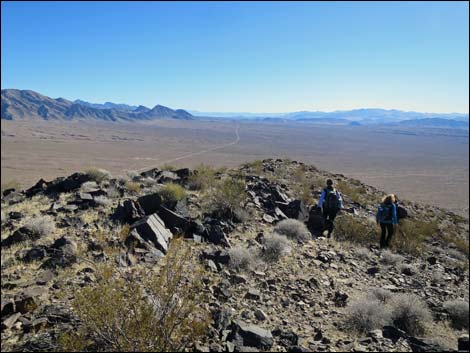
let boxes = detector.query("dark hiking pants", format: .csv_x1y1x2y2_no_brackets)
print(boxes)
380,223,395,248
322,208,338,236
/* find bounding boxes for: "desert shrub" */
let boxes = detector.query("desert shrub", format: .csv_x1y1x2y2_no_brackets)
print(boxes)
261,233,291,263
141,177,157,188
399,264,417,276
1,179,21,193
346,297,391,333
188,164,216,191
116,174,131,186
158,183,186,203
430,272,443,285
389,293,432,335
126,170,140,181
355,247,370,260
244,159,264,174
204,178,246,220
447,248,468,262
94,196,112,207
107,186,121,199
443,300,469,330
125,181,141,193
380,250,404,267
274,219,311,243
334,215,376,245
59,238,209,352
393,219,438,255
85,168,111,183
233,208,251,223
336,180,372,205
118,224,131,243
24,216,56,236
228,246,259,272
368,288,393,304
160,163,176,171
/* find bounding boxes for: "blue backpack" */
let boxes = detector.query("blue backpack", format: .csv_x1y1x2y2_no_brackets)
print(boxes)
377,204,393,223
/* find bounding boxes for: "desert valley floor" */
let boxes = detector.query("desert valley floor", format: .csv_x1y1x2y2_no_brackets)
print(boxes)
1,119,468,217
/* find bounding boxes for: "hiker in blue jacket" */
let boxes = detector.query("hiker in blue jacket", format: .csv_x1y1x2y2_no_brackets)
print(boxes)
317,179,343,237
376,194,398,248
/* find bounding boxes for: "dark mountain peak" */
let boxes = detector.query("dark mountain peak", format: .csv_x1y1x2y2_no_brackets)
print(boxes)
1,89,194,121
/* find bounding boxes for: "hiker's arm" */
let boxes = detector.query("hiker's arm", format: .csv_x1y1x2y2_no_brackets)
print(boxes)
317,190,325,208
392,204,398,225
337,191,344,209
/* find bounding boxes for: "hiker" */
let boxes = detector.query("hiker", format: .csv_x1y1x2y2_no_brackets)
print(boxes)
376,194,398,248
317,179,343,237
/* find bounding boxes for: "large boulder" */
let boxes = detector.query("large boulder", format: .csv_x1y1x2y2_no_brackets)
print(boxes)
137,193,162,215
127,214,173,254
228,320,274,350
112,199,146,223
157,206,190,234
45,172,92,194
276,200,308,221
25,179,48,197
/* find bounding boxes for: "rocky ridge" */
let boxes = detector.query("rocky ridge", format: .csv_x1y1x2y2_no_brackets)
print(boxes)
1,159,468,352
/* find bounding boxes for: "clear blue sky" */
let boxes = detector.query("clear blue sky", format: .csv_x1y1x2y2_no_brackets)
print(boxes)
1,1,468,113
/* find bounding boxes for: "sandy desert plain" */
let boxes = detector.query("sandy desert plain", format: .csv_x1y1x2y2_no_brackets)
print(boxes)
1,118,468,217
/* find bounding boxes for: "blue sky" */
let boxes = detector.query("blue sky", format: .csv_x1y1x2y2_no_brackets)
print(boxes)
1,1,468,113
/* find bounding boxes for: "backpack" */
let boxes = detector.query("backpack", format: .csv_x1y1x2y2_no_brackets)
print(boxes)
324,188,340,212
396,204,408,220
377,203,393,223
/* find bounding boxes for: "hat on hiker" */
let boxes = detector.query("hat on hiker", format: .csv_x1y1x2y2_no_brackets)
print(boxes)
326,179,333,186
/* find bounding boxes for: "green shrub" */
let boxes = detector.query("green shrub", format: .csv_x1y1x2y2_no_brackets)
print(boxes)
204,177,246,220
188,164,216,191
158,183,186,203
393,219,438,255
59,238,209,352
334,215,376,245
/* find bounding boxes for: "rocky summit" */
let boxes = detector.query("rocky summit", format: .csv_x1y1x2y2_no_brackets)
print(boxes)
1,159,469,352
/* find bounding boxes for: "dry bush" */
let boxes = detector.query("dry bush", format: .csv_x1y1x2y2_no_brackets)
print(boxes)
430,272,444,285
24,215,56,236
125,181,141,193
204,178,246,220
116,175,131,186
355,247,370,260
126,170,140,181
160,163,177,171
85,168,111,183
380,250,404,267
1,179,21,193
228,246,259,272
334,215,376,245
188,164,217,191
94,196,112,207
107,186,121,199
274,219,311,243
158,183,186,203
336,180,370,205
443,300,469,330
447,248,468,262
368,288,393,304
346,298,391,333
399,263,417,276
59,238,209,352
261,233,291,263
389,293,432,335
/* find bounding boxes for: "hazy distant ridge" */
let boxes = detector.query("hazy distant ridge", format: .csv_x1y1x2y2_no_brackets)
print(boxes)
1,89,193,121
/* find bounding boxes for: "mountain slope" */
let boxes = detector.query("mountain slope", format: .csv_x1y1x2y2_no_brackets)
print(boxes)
1,89,193,121
1,159,468,352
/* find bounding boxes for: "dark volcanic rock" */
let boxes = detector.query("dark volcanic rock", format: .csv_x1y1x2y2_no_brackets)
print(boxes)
2,227,40,247
127,214,173,254
23,246,48,263
137,193,162,215
112,199,146,223
228,320,274,350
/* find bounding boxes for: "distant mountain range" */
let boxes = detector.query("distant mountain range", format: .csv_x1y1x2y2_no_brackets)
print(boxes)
1,89,193,121
1,89,468,129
